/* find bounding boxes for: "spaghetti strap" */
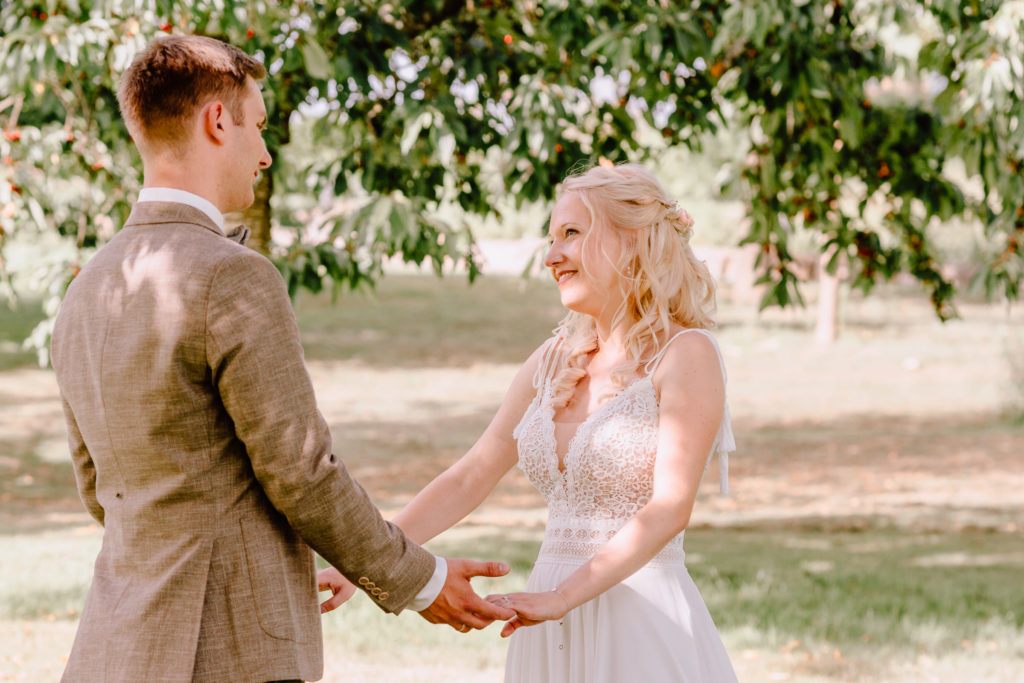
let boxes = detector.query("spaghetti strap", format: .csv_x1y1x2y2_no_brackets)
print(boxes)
644,328,734,494
531,336,564,392
644,329,702,376
514,336,565,443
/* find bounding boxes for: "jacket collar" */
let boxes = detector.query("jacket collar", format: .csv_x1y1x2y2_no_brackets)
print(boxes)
124,202,249,245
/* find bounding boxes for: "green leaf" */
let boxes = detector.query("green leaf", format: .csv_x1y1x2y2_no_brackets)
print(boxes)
300,36,330,80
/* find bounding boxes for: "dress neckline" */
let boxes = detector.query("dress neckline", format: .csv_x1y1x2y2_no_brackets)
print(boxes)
548,375,654,470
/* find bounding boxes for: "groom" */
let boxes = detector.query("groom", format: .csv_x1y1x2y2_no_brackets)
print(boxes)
51,35,513,682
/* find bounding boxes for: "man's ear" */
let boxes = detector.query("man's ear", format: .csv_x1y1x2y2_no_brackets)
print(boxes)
201,101,228,145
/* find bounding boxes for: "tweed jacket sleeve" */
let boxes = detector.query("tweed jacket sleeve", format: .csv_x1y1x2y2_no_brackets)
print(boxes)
58,393,104,526
205,248,435,612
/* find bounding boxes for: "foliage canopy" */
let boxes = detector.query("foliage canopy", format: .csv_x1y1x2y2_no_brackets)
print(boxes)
0,0,1021,354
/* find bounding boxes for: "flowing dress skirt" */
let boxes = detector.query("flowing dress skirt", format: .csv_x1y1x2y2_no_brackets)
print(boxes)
504,554,738,683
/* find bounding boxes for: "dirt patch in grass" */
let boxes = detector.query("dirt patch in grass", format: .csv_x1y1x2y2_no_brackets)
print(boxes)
694,414,1023,533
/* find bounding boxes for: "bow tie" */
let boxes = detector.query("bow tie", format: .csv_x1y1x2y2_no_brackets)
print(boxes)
226,225,250,246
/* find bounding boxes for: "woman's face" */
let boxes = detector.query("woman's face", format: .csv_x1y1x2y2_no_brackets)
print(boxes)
544,192,625,319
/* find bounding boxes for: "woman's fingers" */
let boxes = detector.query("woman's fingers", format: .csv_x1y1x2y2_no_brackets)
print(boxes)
321,581,358,614
485,592,518,608
317,566,357,613
500,615,522,638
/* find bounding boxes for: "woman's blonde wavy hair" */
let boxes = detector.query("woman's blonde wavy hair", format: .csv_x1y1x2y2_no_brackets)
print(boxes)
548,163,717,408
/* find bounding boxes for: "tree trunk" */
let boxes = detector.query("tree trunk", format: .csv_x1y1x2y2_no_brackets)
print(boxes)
814,250,841,345
225,170,273,255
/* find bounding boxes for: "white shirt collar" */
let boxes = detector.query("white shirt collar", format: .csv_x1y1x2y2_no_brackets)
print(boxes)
137,187,225,234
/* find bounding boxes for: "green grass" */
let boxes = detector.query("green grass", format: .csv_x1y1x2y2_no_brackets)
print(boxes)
0,299,45,371
7,523,1016,680
293,275,564,367
686,525,1024,655
1,273,1021,681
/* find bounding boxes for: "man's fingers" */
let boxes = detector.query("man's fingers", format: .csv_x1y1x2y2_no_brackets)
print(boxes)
465,592,516,622
418,557,516,630
460,559,510,578
460,612,496,630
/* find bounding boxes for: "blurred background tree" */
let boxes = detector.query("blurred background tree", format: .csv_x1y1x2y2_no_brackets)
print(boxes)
0,0,1021,359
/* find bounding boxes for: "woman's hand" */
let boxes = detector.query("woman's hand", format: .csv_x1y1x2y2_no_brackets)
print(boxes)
485,589,571,638
317,566,357,613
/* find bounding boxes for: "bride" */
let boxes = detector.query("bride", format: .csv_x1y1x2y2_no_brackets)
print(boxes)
320,163,738,682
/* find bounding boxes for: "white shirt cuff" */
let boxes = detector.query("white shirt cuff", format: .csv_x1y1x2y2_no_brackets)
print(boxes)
405,555,447,612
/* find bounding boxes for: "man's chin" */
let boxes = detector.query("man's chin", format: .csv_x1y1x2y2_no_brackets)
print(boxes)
223,194,256,215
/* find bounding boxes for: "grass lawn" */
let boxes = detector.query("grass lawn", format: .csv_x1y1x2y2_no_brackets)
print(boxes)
1,274,1021,681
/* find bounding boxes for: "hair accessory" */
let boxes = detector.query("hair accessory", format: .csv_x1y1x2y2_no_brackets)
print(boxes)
662,200,694,229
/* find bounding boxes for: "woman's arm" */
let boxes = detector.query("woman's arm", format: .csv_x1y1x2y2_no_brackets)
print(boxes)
391,339,549,544
489,332,725,636
319,339,551,612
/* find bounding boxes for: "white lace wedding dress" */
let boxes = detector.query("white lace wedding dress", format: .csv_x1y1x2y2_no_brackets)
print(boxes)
505,329,738,682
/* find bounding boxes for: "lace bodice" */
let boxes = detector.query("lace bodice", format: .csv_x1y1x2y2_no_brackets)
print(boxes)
513,329,735,565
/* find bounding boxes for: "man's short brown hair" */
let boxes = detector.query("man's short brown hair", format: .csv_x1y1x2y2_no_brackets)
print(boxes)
117,35,266,153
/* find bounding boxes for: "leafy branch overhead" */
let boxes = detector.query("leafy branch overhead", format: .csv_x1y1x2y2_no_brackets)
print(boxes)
0,0,1021,332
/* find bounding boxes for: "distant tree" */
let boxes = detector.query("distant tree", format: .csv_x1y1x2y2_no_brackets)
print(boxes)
0,0,720,340
919,0,1024,302
713,0,1022,325
0,1,1020,358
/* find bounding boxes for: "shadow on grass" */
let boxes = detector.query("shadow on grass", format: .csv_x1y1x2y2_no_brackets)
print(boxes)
0,440,83,534
735,413,1021,489
327,406,543,509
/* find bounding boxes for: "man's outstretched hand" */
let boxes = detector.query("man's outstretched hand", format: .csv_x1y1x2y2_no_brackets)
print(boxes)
418,558,516,632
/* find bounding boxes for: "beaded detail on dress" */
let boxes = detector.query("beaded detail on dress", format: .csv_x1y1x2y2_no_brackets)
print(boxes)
513,330,734,565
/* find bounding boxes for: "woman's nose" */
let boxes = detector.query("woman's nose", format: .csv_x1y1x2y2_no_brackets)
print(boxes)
544,243,562,268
